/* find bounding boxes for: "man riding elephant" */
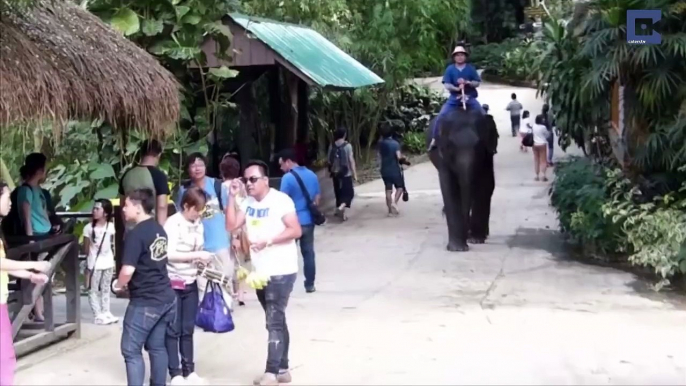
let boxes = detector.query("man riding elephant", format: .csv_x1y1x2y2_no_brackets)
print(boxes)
428,45,484,150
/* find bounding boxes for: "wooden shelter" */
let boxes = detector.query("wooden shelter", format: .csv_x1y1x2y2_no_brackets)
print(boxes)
197,13,384,171
0,0,181,356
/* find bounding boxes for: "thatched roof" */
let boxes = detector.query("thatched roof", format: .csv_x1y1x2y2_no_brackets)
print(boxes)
0,0,180,138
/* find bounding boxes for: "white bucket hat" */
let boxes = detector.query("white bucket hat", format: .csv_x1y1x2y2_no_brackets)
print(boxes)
452,46,469,56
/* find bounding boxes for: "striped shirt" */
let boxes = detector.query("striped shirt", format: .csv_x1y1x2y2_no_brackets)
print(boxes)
164,212,204,283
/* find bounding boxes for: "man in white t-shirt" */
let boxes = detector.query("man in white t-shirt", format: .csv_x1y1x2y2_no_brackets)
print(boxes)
224,160,302,386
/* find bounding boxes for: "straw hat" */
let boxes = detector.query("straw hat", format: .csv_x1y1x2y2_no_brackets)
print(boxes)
452,46,469,56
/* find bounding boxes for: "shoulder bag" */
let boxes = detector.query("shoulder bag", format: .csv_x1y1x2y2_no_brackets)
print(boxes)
290,170,326,226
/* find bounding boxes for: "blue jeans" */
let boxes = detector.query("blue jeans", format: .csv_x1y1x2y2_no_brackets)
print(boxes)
121,300,177,386
299,225,316,288
166,283,199,378
256,273,297,375
430,98,485,140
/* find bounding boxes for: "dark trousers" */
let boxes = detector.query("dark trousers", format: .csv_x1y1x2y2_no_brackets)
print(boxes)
121,300,177,386
332,175,354,208
256,273,296,375
166,282,199,378
299,225,316,288
547,130,555,163
510,115,521,136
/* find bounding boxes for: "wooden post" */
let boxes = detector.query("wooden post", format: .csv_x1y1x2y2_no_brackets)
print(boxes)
64,241,81,338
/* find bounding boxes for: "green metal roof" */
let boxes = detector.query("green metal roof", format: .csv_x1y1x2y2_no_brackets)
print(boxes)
228,13,384,90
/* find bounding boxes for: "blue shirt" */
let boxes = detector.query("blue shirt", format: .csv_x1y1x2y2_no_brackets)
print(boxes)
279,166,321,226
378,137,401,177
442,63,481,102
17,185,51,235
176,177,230,253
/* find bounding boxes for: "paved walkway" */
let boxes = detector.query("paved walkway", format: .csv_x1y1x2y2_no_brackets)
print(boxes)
15,83,686,385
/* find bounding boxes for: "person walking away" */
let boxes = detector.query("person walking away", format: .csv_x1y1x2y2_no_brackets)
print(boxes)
16,153,51,322
532,115,550,181
164,187,213,385
377,126,405,216
224,161,302,386
83,199,118,325
428,45,483,149
506,93,523,137
114,189,176,386
519,110,532,153
542,104,555,166
328,128,357,221
219,154,249,306
277,148,321,293
176,153,233,305
119,140,170,226
0,180,51,386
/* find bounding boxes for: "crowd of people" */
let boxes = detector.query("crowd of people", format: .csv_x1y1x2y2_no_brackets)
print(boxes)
507,93,556,180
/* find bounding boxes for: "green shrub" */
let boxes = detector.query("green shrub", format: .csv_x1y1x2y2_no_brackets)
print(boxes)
602,168,686,289
551,158,686,289
470,38,540,82
401,131,425,154
549,157,627,255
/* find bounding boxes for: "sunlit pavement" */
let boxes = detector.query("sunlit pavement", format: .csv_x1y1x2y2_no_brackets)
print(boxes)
15,81,686,385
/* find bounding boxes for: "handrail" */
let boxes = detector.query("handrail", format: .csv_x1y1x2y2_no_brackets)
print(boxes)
5,234,77,259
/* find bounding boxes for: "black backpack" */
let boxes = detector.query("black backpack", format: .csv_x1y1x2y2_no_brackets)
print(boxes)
328,142,349,178
180,178,225,211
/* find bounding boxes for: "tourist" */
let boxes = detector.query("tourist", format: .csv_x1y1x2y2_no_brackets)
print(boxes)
0,180,51,386
542,104,555,166
176,153,233,304
224,161,301,386
506,93,523,137
83,199,118,325
164,187,213,385
377,126,405,216
114,189,176,386
519,110,532,153
277,148,321,293
119,140,170,226
16,153,51,322
532,114,550,182
328,127,357,221
219,153,248,306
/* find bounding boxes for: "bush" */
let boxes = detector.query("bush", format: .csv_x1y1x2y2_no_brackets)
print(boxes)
401,132,425,154
470,38,540,82
549,157,627,255
551,158,686,289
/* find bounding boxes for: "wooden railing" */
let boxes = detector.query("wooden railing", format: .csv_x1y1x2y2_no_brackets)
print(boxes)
5,234,81,357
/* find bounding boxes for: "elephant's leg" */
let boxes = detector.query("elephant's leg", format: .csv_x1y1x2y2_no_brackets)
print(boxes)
439,168,468,252
469,154,495,243
455,151,474,248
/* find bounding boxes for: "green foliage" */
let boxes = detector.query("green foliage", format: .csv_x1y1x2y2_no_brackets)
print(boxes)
401,132,425,154
602,167,686,289
551,157,686,289
535,0,686,172
549,157,626,255
470,38,540,82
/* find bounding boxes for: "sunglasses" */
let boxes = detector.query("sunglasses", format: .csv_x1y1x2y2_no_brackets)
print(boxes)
241,176,264,184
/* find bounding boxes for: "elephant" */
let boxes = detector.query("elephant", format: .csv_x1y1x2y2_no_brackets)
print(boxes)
426,108,497,251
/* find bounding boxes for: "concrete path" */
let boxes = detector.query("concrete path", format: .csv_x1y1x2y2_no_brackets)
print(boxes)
15,83,686,385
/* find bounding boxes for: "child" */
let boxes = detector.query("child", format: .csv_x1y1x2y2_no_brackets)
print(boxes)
83,199,118,325
1,180,51,386
519,110,532,152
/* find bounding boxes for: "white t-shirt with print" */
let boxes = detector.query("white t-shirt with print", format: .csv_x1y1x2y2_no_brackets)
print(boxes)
83,222,115,270
240,189,299,277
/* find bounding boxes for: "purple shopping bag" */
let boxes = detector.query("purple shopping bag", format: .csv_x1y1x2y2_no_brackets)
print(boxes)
195,282,235,333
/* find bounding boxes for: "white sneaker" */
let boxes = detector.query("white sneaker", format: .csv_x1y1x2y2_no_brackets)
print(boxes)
185,373,206,385
94,315,107,325
104,312,119,324
170,375,186,385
